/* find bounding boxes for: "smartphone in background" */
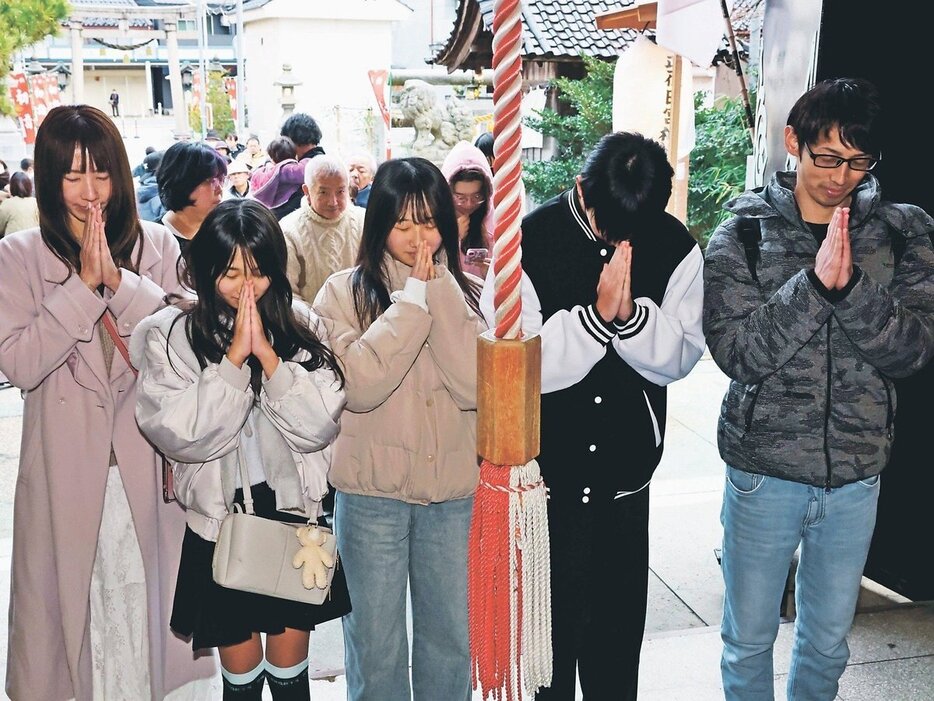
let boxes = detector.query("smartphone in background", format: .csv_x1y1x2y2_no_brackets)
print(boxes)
465,247,489,263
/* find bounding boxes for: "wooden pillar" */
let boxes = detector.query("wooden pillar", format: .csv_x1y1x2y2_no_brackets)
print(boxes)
164,20,190,139
69,21,85,104
477,332,540,465
665,54,688,222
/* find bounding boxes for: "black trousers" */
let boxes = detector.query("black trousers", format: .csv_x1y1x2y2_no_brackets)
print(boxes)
535,486,650,701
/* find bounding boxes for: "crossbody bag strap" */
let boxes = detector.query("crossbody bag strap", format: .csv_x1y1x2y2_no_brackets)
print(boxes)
101,311,136,377
236,436,256,515
101,311,177,503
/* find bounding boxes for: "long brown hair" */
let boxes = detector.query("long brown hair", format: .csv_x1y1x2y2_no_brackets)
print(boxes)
34,105,142,275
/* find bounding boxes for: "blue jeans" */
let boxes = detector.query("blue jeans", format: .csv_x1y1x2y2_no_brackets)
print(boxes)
720,466,880,701
334,491,473,701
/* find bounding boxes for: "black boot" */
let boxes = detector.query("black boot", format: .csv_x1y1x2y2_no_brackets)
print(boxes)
265,661,310,701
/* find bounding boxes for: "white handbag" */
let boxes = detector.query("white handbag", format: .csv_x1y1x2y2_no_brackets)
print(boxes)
211,449,337,604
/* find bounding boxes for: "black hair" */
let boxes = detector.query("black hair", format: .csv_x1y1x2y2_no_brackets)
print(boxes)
786,77,882,156
266,136,296,164
449,168,490,254
225,132,238,142
157,141,227,212
280,113,322,147
578,131,673,244
175,199,343,394
144,145,156,155
143,150,163,173
474,132,494,167
20,157,33,171
351,157,480,328
9,172,33,197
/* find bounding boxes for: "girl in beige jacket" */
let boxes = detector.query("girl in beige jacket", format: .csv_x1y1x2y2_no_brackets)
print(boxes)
313,157,486,700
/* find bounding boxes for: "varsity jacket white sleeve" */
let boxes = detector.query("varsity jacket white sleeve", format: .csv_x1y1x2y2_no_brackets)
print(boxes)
480,245,705,393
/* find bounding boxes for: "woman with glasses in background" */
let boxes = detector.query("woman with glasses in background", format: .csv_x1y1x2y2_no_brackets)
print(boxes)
441,141,494,279
157,141,228,254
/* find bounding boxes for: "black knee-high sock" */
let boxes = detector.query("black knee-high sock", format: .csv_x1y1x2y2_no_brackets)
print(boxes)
221,661,266,701
265,660,310,701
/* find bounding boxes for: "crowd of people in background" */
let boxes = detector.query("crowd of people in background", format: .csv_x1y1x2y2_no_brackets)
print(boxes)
0,158,37,238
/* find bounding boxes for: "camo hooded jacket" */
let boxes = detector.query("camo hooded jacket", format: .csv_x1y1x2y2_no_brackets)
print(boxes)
703,171,934,487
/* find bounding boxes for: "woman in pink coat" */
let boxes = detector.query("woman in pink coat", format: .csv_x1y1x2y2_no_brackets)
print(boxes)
0,105,216,700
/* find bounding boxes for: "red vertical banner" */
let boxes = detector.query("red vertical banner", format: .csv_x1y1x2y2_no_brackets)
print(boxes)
29,73,51,129
6,72,37,144
367,69,391,160
45,74,63,110
224,76,238,123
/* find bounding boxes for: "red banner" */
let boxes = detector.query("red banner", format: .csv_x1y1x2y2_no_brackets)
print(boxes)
6,72,37,144
224,76,238,122
368,69,391,159
30,74,51,127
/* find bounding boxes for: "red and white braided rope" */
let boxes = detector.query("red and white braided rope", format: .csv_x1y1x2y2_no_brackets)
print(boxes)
491,0,524,340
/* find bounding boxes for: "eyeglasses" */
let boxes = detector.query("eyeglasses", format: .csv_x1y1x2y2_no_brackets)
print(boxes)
804,143,880,171
453,193,486,205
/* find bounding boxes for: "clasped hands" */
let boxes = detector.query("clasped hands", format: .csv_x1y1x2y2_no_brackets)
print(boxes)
409,239,437,282
226,279,279,379
595,241,634,324
814,206,853,290
79,203,121,293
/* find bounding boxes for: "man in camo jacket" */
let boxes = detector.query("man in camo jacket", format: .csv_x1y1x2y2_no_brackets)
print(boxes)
703,77,934,701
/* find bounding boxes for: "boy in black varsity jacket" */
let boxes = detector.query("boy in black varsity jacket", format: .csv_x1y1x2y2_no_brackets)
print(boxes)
480,132,705,700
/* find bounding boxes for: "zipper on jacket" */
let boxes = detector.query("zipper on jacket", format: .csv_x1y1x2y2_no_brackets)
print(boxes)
823,322,833,492
743,383,763,431
883,377,894,440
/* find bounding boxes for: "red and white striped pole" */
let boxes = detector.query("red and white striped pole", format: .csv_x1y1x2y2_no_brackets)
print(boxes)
467,0,552,699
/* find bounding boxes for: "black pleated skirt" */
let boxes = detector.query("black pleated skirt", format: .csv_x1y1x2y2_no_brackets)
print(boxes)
170,481,351,650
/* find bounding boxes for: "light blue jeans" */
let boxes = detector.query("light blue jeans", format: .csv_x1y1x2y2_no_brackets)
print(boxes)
334,491,473,701
720,466,880,701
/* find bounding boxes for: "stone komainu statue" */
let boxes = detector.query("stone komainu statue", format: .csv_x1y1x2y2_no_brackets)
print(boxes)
398,79,475,164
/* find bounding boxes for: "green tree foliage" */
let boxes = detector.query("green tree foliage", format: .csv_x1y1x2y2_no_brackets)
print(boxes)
523,53,753,248
687,93,753,247
189,70,235,137
0,0,70,115
523,54,614,204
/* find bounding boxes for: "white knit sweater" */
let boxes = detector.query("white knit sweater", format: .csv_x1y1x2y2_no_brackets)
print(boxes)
281,203,365,302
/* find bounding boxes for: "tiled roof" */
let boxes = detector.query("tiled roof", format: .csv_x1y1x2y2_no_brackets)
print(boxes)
433,0,762,68
67,0,153,28
68,0,139,6
479,0,636,59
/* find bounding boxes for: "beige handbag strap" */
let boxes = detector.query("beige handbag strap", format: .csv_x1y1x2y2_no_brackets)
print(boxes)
234,431,315,526
236,439,257,515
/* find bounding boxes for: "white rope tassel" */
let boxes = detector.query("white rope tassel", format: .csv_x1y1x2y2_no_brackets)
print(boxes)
511,459,552,695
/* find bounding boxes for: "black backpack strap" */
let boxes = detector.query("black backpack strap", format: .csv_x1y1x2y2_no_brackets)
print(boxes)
736,217,762,284
888,223,907,267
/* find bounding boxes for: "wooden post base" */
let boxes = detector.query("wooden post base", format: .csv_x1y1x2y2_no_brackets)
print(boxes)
477,330,541,466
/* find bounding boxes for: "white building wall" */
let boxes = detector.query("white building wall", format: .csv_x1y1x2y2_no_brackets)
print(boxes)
243,0,409,160
81,66,150,117
391,0,456,68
